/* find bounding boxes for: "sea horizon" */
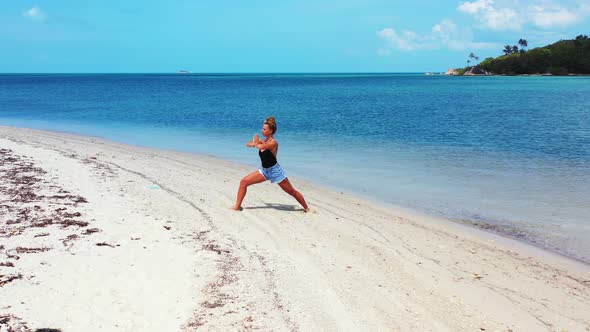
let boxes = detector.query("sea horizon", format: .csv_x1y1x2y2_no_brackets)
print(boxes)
0,72,433,74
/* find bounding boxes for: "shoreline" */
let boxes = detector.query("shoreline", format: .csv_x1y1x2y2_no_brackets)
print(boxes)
3,124,589,268
311,173,590,268
1,125,590,331
3,124,589,266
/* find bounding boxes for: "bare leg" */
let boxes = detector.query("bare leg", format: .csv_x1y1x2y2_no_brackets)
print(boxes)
232,171,266,211
278,178,310,212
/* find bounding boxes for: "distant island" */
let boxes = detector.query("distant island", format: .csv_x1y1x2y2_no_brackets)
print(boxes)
447,35,590,76
178,70,191,74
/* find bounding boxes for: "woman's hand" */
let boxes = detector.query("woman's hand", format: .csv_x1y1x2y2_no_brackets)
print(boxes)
246,134,261,147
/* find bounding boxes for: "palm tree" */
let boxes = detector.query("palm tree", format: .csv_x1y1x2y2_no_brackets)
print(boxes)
512,45,519,54
503,45,513,55
518,39,528,53
468,52,480,66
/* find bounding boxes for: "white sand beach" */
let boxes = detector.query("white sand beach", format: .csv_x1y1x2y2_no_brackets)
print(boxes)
1,125,589,331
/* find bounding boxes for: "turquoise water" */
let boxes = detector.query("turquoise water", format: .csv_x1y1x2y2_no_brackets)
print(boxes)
1,73,589,262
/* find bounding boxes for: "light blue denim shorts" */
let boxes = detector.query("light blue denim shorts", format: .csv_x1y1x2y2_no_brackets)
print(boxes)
259,163,287,184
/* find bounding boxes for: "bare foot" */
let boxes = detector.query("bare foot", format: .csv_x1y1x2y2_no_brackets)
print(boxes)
304,207,311,213
231,206,243,211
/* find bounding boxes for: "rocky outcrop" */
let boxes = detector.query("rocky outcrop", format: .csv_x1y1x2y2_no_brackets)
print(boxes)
445,66,492,76
445,68,460,75
464,66,491,76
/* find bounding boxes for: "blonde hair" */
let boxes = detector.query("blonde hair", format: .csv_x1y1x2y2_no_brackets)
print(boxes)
265,116,277,134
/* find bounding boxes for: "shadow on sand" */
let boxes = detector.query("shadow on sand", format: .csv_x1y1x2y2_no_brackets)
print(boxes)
244,203,300,212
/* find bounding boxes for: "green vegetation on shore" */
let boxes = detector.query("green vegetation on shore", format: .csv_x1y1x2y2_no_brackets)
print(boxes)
462,35,590,75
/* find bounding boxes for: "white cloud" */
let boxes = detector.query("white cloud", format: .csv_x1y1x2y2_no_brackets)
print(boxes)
458,0,589,29
377,19,500,53
22,6,47,21
457,0,494,14
377,1,589,56
458,0,521,30
432,19,501,50
432,19,459,42
529,6,579,28
484,7,520,29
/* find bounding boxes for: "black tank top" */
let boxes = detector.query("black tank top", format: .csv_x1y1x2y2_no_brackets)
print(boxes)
259,149,277,168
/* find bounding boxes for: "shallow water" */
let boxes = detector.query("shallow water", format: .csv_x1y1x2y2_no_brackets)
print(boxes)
1,73,589,262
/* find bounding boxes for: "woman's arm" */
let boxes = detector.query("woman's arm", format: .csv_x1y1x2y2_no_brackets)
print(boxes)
255,139,277,151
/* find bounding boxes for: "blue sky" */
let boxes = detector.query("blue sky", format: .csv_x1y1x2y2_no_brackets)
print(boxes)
2,0,589,72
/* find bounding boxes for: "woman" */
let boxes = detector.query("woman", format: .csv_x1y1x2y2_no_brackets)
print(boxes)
232,117,310,212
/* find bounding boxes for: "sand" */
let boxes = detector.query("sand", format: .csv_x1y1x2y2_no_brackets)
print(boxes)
1,125,589,332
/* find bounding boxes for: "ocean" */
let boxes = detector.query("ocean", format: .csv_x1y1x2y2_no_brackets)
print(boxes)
1,73,589,263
